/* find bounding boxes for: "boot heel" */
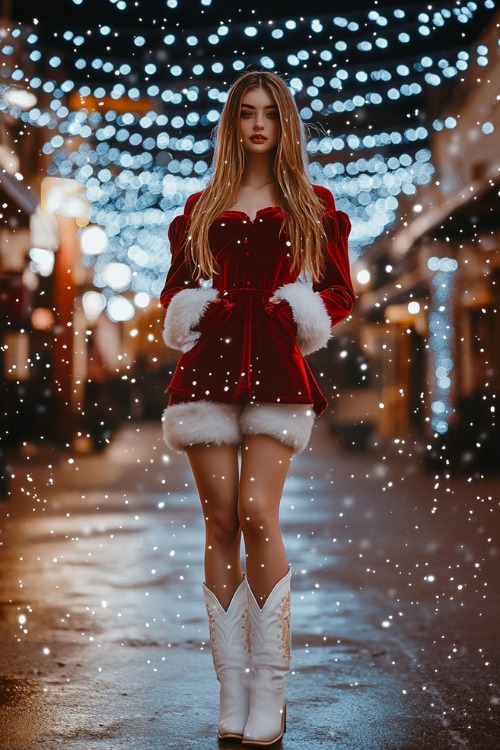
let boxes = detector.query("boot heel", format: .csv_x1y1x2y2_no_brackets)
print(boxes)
242,706,286,746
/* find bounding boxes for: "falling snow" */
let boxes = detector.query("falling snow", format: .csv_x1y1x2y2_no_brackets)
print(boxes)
1,1,500,748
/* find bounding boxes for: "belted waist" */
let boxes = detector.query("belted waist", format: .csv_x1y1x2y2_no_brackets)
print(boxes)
220,287,275,293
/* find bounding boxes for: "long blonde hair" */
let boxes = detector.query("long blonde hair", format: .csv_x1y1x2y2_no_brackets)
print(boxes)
187,71,326,281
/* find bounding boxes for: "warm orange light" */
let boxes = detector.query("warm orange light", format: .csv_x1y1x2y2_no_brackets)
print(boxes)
31,307,55,331
68,93,157,114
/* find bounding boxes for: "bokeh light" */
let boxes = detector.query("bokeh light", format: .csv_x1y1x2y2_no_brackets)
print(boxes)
2,1,498,324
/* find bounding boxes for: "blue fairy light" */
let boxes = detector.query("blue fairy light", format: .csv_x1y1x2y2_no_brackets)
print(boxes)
427,257,458,433
2,1,496,316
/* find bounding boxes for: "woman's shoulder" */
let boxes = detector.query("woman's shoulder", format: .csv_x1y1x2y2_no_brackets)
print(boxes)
184,191,204,216
312,184,336,211
168,192,203,241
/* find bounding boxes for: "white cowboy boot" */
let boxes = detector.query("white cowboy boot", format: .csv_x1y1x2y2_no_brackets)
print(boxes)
203,579,251,740
243,567,291,746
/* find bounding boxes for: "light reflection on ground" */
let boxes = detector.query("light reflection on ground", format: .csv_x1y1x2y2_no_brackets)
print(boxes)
0,420,499,749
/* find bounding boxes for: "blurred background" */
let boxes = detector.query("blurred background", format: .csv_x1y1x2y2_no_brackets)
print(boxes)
1,0,499,492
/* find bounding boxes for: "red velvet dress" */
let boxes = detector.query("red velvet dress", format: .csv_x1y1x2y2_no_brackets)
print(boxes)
160,184,354,416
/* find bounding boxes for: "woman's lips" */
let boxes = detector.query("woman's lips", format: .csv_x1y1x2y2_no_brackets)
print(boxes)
250,135,267,142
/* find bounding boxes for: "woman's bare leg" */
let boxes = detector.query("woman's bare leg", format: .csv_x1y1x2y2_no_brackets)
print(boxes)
186,444,242,610
238,435,293,606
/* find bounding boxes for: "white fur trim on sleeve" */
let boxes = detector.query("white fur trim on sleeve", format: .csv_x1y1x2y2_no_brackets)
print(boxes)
273,281,331,355
163,287,218,352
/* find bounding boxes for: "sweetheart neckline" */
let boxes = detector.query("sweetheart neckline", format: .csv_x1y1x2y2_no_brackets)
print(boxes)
220,206,284,223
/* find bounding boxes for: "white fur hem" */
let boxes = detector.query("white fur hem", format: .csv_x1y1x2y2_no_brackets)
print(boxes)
240,403,315,454
273,281,331,355
162,401,242,452
162,401,315,453
163,288,218,353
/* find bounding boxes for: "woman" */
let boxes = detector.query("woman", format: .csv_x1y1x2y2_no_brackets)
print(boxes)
160,71,354,746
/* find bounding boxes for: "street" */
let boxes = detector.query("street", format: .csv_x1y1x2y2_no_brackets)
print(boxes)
0,418,499,750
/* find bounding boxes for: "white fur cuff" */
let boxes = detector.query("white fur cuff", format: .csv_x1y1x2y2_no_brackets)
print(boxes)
163,287,218,352
162,401,242,452
240,403,315,454
273,282,331,355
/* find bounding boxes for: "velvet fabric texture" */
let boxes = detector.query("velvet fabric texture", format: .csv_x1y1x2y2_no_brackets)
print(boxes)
160,185,354,417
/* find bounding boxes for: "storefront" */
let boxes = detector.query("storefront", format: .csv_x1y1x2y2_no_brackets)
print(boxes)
352,24,500,472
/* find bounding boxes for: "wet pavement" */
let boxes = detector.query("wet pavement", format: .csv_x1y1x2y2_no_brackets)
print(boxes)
0,418,499,750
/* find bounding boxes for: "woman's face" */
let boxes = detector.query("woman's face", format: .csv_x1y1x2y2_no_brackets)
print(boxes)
238,87,280,155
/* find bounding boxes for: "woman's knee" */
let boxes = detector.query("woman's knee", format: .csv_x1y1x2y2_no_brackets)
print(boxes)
238,494,277,541
204,505,241,548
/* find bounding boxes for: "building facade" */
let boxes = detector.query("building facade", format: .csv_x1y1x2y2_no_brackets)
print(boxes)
352,12,500,473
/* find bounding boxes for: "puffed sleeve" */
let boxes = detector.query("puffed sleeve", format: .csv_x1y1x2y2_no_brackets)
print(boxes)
160,192,218,353
272,185,355,355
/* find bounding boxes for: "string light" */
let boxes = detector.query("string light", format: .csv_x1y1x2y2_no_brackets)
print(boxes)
0,1,497,319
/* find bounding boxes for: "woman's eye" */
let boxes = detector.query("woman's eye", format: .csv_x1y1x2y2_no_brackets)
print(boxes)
240,111,252,118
